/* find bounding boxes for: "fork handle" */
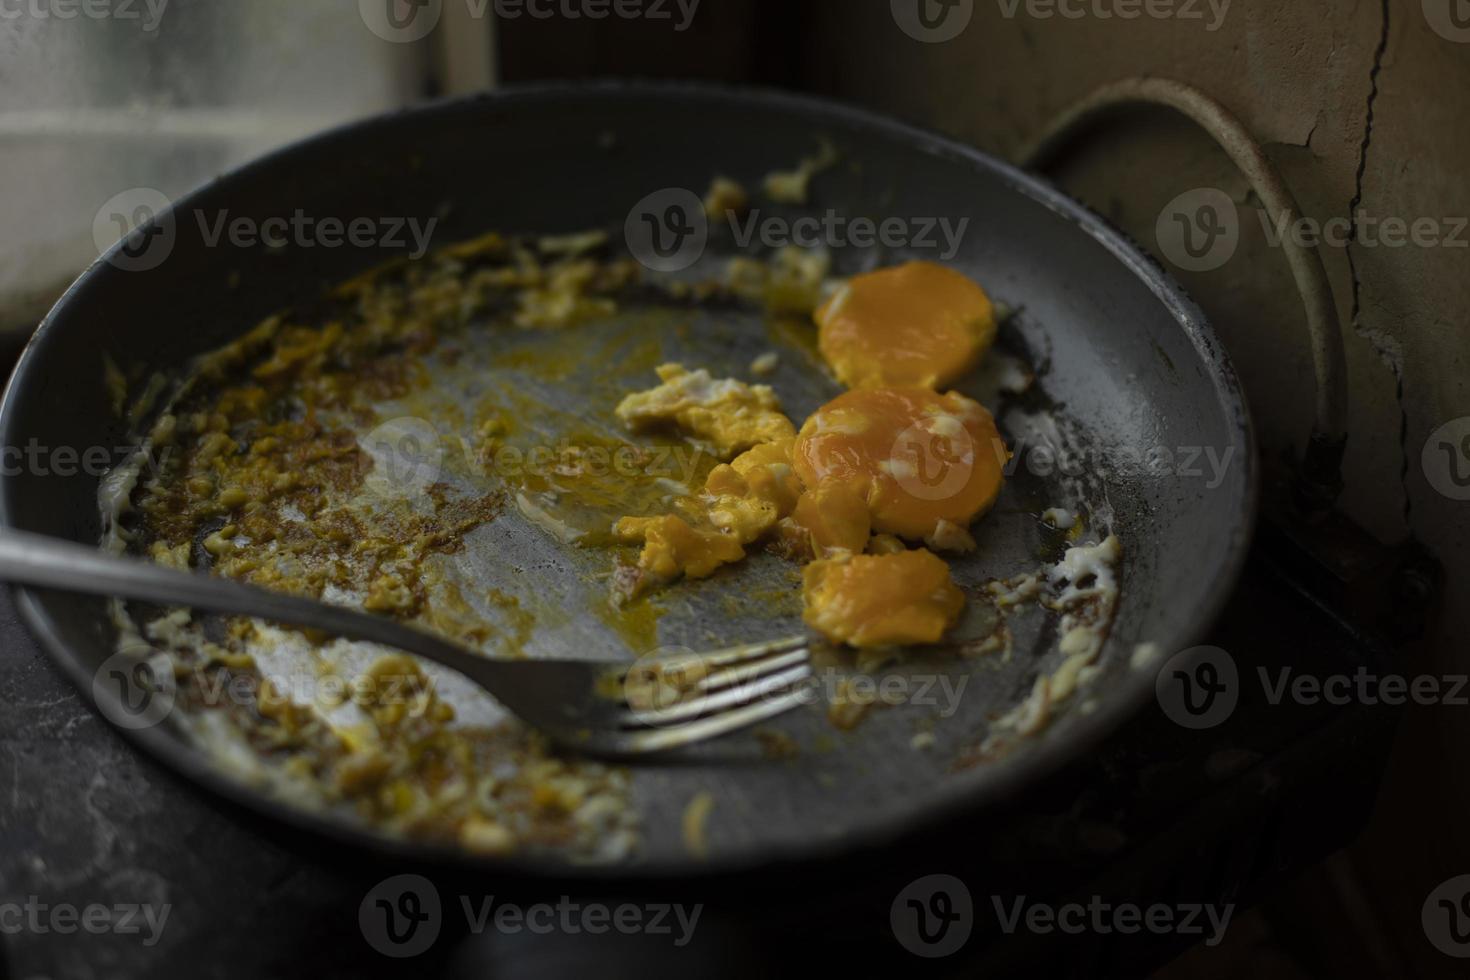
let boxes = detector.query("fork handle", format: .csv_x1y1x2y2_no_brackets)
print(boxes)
0,528,494,679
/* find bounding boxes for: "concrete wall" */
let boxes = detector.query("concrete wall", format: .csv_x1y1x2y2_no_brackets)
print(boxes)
803,1,1468,972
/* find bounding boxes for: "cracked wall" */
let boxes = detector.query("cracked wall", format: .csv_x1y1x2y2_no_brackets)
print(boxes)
805,1,1468,973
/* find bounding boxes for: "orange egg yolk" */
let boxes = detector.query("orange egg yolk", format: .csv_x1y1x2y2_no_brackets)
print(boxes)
816,261,996,389
802,549,965,648
793,386,1005,542
791,481,871,557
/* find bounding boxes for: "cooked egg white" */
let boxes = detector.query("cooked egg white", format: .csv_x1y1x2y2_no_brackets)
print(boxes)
615,363,795,460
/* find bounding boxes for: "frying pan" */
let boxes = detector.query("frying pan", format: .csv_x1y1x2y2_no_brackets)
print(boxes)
0,82,1255,879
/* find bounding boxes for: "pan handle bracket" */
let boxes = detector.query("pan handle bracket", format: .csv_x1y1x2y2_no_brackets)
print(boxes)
1019,76,1348,515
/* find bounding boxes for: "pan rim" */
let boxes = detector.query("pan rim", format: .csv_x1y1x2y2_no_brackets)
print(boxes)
0,78,1258,881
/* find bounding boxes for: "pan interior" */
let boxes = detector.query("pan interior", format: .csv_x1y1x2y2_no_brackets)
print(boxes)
0,85,1253,871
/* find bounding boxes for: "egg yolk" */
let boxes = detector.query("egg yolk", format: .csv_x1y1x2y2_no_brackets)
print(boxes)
791,481,871,557
793,386,1005,542
816,261,996,389
802,549,965,648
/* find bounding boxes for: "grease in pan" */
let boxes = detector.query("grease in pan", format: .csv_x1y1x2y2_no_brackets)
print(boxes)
100,233,1121,861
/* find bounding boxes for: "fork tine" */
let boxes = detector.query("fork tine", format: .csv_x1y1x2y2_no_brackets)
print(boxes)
610,634,807,684
619,662,812,728
695,647,809,692
617,686,812,754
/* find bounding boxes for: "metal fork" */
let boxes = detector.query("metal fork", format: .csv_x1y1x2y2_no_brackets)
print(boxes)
0,529,812,756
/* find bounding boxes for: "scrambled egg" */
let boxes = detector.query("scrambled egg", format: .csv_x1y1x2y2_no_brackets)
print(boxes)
615,363,795,460
816,260,997,389
611,379,1005,646
613,514,746,592
763,138,839,205
802,549,965,649
610,261,1009,649
612,438,801,599
704,438,802,540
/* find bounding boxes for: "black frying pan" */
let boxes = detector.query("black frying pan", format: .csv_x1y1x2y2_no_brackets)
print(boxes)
0,82,1255,879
